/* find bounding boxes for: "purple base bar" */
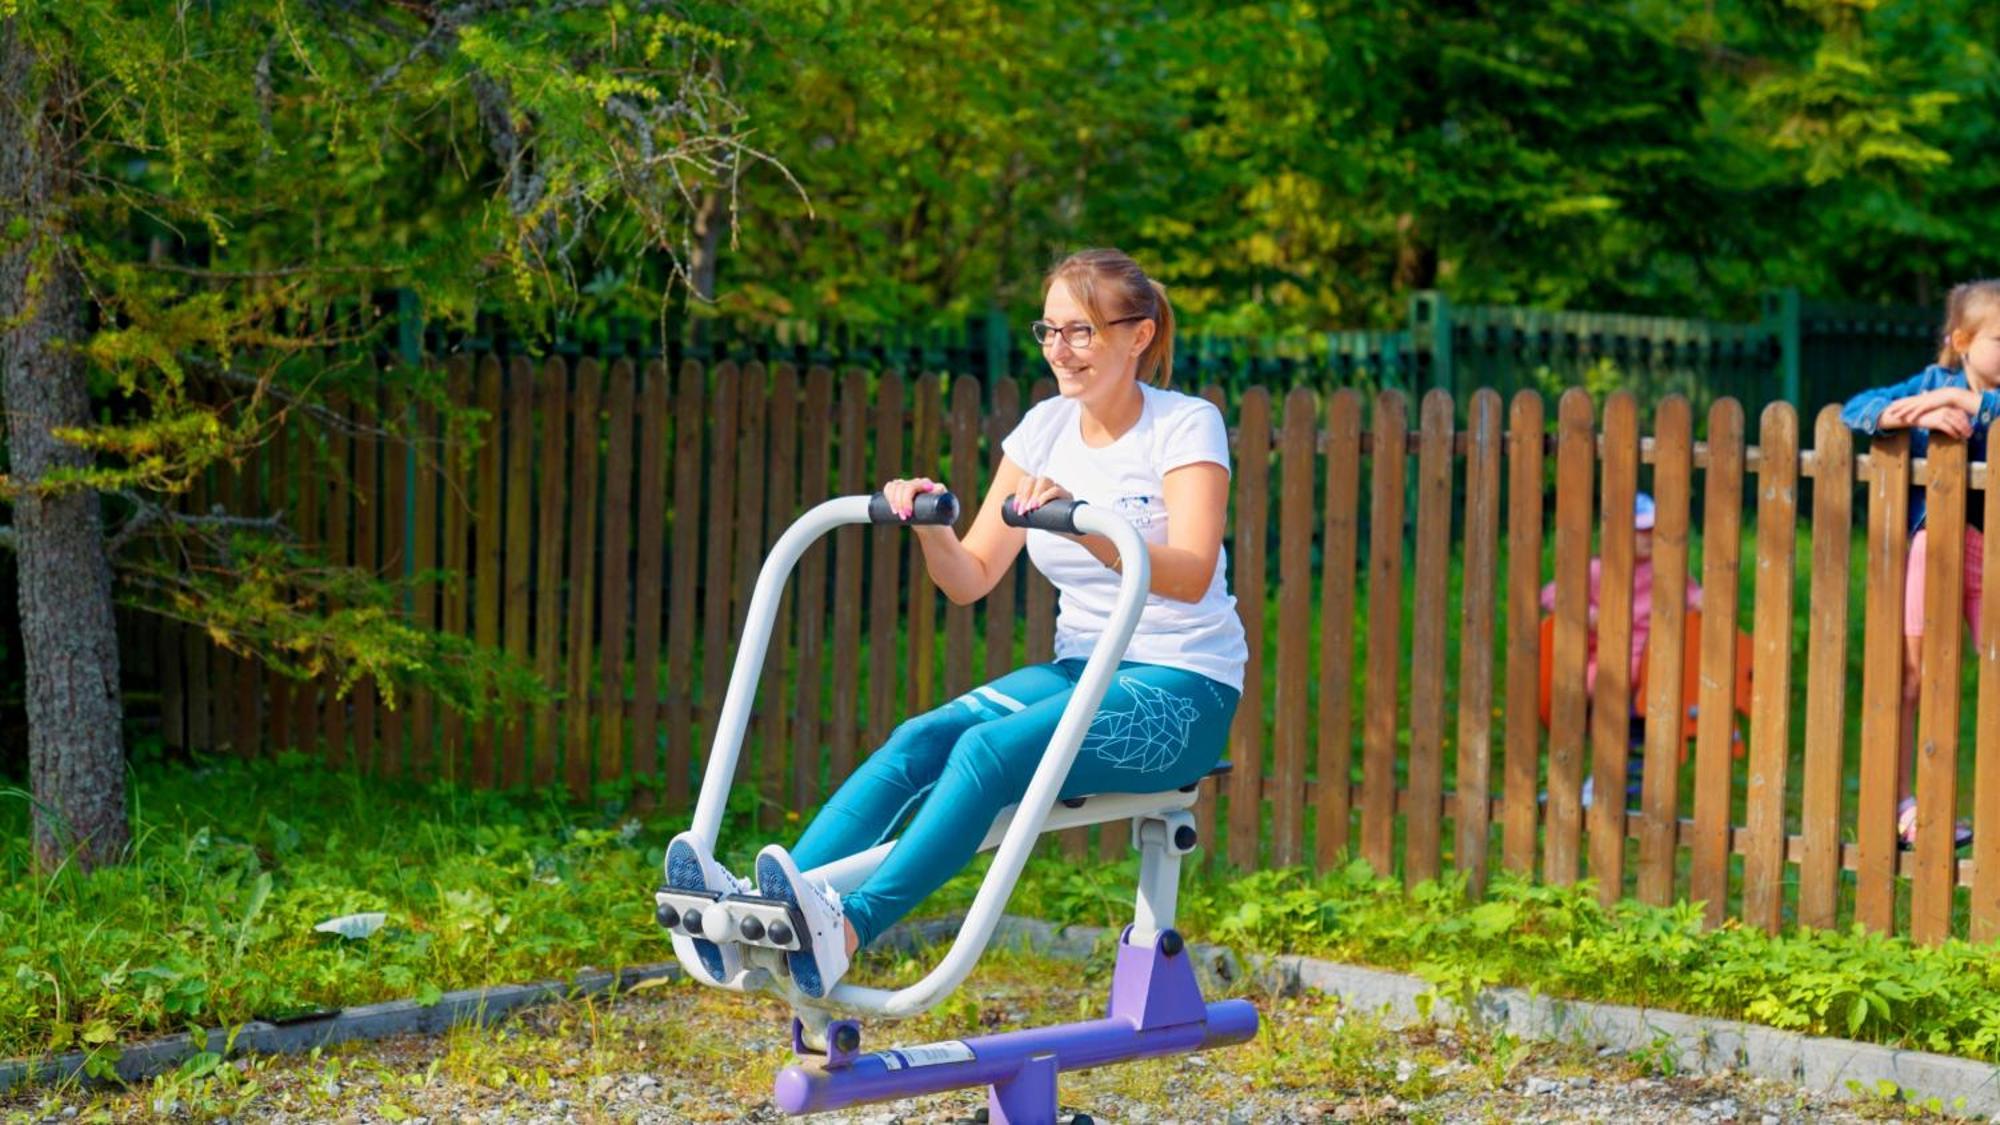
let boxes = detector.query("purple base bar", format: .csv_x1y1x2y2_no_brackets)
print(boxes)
774,928,1258,1122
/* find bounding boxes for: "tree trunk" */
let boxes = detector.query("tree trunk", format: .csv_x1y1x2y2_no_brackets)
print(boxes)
1393,212,1438,293
1,17,128,872
689,189,725,302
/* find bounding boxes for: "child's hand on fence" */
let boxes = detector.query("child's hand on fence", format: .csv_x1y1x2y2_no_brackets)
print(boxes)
1880,389,1956,429
1913,403,1975,439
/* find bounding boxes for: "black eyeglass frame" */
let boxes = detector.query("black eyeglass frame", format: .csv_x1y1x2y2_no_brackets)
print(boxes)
1028,315,1150,350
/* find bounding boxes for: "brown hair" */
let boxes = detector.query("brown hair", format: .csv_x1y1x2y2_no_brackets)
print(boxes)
1939,279,2000,368
1042,249,1176,387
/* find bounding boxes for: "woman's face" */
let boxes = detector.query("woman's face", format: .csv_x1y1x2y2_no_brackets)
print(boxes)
1040,279,1153,404
1956,314,2000,391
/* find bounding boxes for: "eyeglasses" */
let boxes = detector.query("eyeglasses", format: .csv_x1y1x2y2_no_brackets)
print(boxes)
1029,316,1148,349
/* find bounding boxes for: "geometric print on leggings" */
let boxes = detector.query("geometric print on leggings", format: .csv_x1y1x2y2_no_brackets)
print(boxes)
1082,676,1199,772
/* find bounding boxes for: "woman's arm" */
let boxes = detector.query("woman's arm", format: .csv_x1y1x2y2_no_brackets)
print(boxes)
896,458,1031,606
1066,461,1230,603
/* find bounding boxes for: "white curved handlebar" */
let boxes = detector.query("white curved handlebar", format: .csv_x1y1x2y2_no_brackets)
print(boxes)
684,495,1152,1017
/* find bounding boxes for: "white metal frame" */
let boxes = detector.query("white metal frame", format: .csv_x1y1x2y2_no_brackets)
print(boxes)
682,495,1167,1020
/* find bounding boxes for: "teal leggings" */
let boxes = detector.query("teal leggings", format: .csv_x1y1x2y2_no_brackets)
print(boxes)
789,659,1238,948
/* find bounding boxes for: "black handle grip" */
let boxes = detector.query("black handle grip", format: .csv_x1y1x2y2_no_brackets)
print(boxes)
1001,497,1086,534
868,490,959,525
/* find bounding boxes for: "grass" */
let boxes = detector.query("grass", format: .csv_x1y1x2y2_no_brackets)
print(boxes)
6,752,2000,1078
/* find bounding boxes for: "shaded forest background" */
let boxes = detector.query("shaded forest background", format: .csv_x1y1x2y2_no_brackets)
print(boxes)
1,0,1996,805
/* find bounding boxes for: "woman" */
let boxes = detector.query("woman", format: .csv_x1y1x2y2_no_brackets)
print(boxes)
666,248,1246,998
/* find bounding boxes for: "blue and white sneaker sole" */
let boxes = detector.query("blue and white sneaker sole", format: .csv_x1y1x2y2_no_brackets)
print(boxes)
754,851,824,998
665,838,727,982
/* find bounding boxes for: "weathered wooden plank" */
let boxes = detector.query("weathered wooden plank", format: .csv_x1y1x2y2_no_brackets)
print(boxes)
906,375,942,715
1194,382,1229,866
1405,389,1454,885
1798,405,1853,930
868,373,906,750
407,399,439,778
472,356,504,787
233,435,265,759
1588,391,1639,901
700,363,741,759
946,375,981,699
1637,397,1693,906
501,357,536,789
1360,390,1406,874
733,365,769,791
376,387,407,777
1455,389,1502,894
186,460,215,754
1546,389,1596,885
353,394,382,773
1911,437,1967,944
1503,391,1545,875
532,358,571,789
985,380,1022,685
439,364,471,781
598,359,637,786
828,369,867,787
759,364,797,824
1316,388,1363,872
1273,386,1317,869
1230,386,1273,868
1689,398,1746,928
324,405,354,768
563,359,605,798
665,360,705,807
291,417,324,755
1973,431,2000,941
791,367,833,808
209,444,240,756
1743,402,1800,933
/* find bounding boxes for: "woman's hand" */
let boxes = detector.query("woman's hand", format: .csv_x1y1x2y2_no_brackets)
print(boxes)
1013,474,1073,513
881,477,947,520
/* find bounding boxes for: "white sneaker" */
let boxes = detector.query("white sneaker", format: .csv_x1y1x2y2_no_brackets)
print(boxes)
663,831,750,986
754,844,850,999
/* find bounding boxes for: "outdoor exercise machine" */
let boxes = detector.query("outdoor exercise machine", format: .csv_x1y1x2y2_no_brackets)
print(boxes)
652,491,1258,1124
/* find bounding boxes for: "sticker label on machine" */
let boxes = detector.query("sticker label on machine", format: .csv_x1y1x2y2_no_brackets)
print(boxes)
876,1040,975,1069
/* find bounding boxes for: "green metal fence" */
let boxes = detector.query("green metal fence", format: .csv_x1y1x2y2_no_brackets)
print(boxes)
413,289,1941,414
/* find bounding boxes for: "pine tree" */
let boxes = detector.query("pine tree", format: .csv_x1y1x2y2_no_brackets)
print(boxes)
0,0,791,871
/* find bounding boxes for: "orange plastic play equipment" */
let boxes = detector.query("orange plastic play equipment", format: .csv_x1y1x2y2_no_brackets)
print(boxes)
1536,609,1752,760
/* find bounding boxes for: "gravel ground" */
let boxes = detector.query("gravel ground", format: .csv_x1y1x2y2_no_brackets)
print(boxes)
1,948,1966,1124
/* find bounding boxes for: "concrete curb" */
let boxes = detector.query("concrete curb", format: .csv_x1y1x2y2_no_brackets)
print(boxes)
6,915,1997,1117
1263,954,2000,1117
899,916,2000,1117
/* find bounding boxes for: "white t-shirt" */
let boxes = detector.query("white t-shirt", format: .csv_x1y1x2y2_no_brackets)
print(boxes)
999,383,1248,691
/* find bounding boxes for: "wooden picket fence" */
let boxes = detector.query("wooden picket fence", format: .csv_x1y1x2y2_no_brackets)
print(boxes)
149,358,2000,946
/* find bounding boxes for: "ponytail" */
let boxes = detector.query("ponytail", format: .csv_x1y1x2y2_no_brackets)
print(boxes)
1044,249,1175,387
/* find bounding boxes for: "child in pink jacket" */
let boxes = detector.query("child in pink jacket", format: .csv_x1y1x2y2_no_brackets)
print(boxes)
1539,492,1704,808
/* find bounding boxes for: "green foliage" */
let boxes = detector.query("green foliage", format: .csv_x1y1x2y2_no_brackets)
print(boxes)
710,0,1998,329
0,753,734,1061
1166,864,2000,1061
1,1,791,721
10,754,2000,1067
126,534,543,718
9,0,1998,758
